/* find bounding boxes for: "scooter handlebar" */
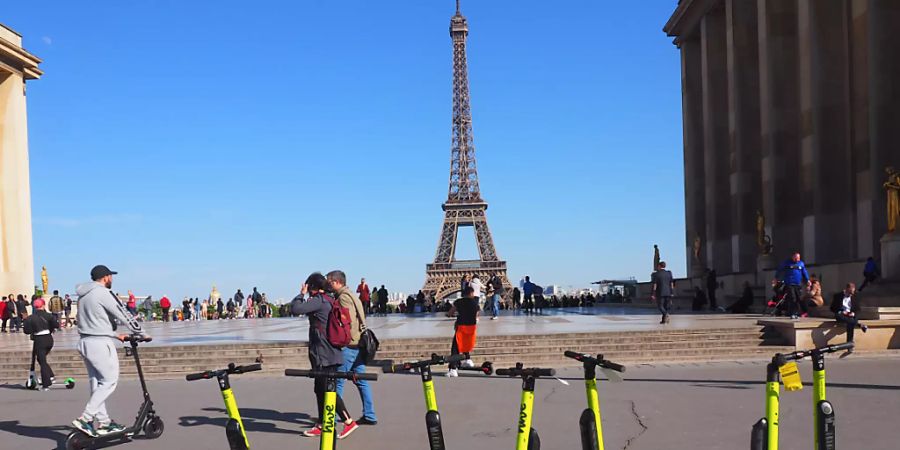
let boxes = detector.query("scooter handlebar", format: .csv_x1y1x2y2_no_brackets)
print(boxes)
383,353,466,373
496,367,556,378
563,351,625,373
234,363,262,374
780,342,856,362
285,368,378,381
185,371,211,381
823,342,854,353
123,335,152,343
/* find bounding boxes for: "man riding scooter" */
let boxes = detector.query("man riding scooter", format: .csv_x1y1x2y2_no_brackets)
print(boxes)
71,265,149,437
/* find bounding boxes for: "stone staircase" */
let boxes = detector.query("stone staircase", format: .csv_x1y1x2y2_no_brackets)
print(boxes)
0,326,791,383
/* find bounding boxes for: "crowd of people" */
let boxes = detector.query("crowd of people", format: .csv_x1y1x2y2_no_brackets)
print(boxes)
2,290,74,333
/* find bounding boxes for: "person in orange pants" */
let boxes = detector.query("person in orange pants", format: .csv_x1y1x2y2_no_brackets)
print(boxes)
446,285,479,377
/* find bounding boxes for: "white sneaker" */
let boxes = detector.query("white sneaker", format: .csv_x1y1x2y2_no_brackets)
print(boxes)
446,369,459,377
462,359,475,369
491,316,498,320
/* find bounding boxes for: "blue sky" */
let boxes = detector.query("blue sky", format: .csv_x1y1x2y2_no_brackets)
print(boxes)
6,0,685,301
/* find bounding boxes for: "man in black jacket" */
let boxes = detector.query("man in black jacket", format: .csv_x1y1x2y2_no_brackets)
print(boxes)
23,298,60,389
830,283,868,348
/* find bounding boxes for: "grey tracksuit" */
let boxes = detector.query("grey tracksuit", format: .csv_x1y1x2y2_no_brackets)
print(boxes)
76,282,143,425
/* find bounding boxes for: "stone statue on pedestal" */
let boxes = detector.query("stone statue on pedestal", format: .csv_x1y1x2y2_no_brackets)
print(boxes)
41,266,48,294
756,210,773,255
885,166,900,233
653,245,660,271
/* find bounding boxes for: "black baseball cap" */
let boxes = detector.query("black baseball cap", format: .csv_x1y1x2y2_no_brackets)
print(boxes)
91,265,118,281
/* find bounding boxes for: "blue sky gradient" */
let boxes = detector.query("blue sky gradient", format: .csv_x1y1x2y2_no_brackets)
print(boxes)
6,1,685,301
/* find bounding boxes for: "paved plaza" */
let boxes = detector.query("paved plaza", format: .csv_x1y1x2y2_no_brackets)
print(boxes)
0,307,771,352
1,355,898,450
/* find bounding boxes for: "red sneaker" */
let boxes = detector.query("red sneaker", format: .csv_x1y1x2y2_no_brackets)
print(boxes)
800,313,809,318
767,301,777,307
337,421,359,440
303,425,322,437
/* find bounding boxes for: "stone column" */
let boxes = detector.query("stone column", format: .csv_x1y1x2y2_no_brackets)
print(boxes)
758,0,803,262
680,36,707,278
848,0,873,259
869,0,900,278
700,7,732,274
0,26,41,297
725,0,762,273
797,1,855,265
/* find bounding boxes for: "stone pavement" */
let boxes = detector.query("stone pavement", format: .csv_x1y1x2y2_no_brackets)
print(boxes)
0,355,898,449
0,306,771,352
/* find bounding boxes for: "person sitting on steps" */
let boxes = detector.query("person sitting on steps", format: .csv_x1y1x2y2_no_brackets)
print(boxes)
830,282,868,351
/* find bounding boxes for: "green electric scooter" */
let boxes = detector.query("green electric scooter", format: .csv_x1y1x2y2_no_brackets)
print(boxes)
285,368,378,450
186,362,262,449
383,353,493,450
564,351,626,450
496,363,557,450
751,342,853,450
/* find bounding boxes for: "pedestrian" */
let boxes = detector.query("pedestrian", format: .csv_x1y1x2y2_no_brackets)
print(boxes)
142,296,153,322
487,274,504,320
328,270,377,426
830,282,868,350
14,294,29,331
776,252,811,319
64,294,73,327
234,289,244,318
859,257,881,292
651,261,675,324
216,296,224,319
194,297,201,321
356,278,371,315
511,287,521,311
460,275,470,297
49,290,64,323
691,286,707,311
369,287,379,317
23,297,60,390
727,281,754,313
251,287,262,310
446,285,479,377
182,298,193,321
291,273,359,439
706,269,720,311
226,298,236,319
126,291,137,315
804,274,825,309
377,285,388,315
0,295,10,332
523,276,536,315
159,295,171,322
71,265,148,437
469,275,483,309
245,296,253,319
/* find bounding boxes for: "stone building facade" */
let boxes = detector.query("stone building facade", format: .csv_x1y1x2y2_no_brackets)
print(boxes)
664,0,900,283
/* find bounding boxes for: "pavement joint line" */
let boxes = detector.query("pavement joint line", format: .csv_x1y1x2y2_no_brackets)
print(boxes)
623,399,649,450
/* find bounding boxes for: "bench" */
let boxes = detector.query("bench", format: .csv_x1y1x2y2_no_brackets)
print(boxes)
758,318,900,350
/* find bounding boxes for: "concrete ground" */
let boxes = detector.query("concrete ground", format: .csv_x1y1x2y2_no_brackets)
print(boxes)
1,354,898,449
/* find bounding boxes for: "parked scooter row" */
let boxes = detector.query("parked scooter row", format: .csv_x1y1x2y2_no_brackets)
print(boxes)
62,338,853,450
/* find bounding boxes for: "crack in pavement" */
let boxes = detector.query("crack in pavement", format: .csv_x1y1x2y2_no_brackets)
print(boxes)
623,400,649,450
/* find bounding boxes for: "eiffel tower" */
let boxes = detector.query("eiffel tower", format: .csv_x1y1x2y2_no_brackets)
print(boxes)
423,1,512,300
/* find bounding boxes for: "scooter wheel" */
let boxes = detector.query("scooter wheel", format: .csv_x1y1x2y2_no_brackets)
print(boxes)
25,378,36,390
65,379,76,389
143,416,164,439
65,431,89,450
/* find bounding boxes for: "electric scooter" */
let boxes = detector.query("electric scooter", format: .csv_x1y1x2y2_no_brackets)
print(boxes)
383,353,493,450
564,351,626,450
751,342,854,450
496,363,557,450
186,362,262,449
285,368,378,450
25,346,75,390
65,335,164,450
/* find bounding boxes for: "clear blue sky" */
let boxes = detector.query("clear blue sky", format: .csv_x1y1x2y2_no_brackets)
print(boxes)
6,0,685,302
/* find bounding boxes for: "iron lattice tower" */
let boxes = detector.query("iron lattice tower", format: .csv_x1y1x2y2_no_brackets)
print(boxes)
423,1,512,300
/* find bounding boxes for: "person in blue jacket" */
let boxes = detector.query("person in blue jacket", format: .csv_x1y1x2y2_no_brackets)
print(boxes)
775,252,810,319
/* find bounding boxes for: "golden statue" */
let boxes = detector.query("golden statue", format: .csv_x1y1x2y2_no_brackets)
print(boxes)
210,285,221,302
653,245,660,271
885,166,900,233
692,234,702,262
41,266,48,294
756,210,773,255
